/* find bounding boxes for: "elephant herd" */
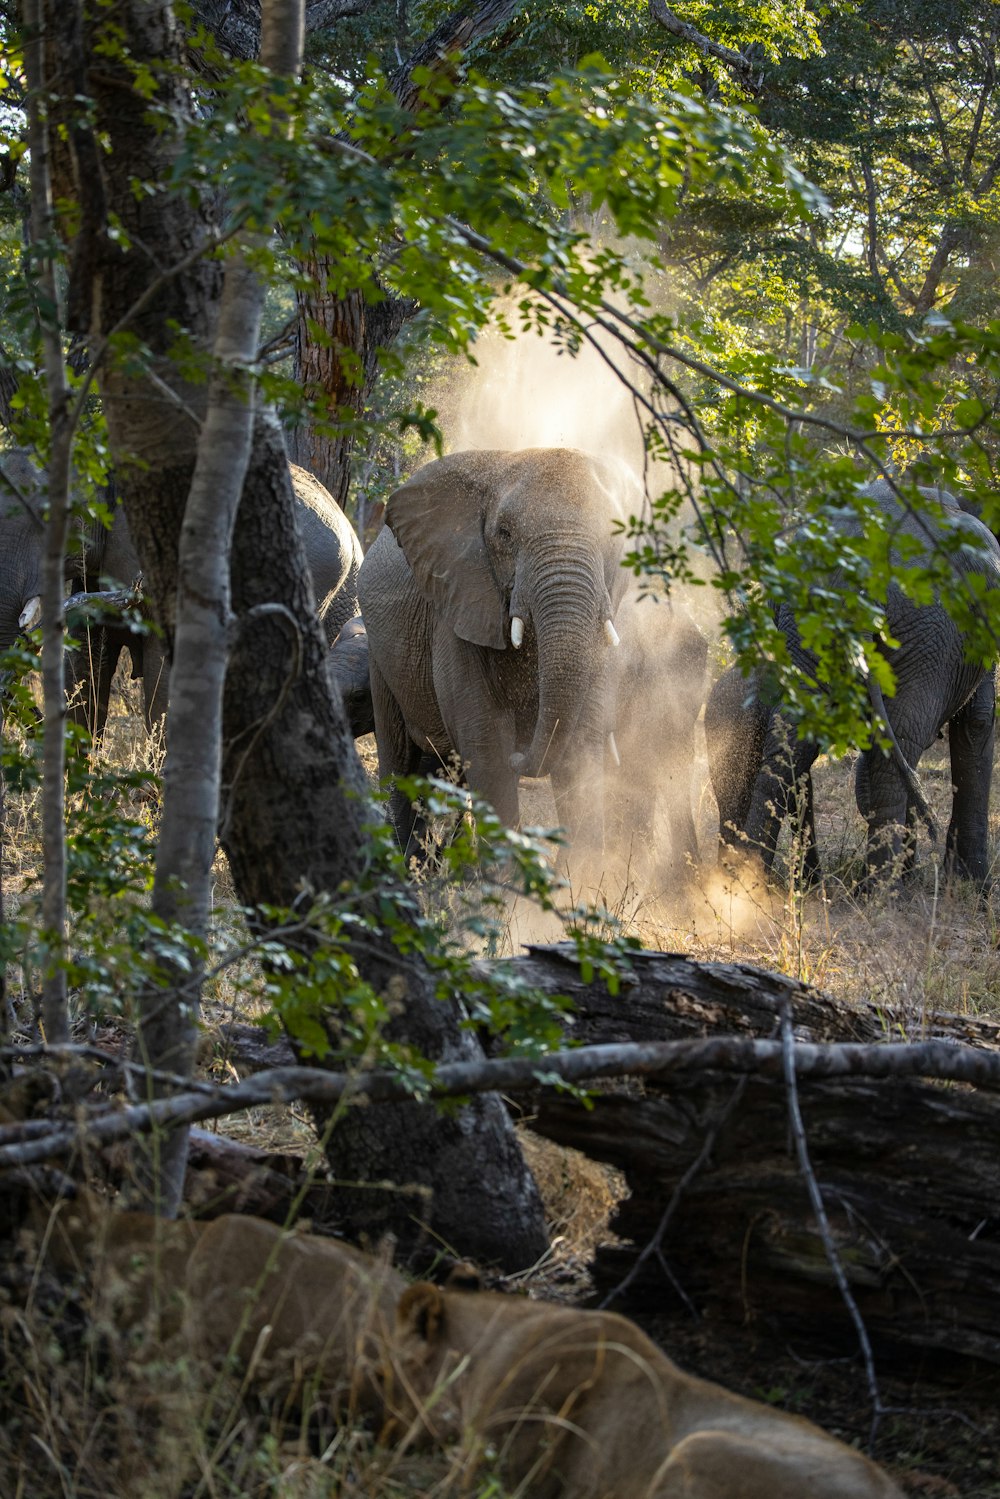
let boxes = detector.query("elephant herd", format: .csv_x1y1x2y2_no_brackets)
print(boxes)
353,449,1000,893
3,442,999,893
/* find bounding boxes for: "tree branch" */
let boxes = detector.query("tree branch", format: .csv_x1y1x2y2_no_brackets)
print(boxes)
4,1033,1000,1170
390,0,525,114
648,0,764,97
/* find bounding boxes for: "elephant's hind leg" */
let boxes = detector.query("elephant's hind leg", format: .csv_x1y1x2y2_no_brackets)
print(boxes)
369,656,428,857
861,733,922,884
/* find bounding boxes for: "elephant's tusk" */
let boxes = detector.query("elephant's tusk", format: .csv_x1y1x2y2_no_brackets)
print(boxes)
19,595,41,631
607,732,621,767
511,616,524,649
603,618,620,648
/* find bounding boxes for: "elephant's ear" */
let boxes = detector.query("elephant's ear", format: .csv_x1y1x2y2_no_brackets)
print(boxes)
386,454,507,650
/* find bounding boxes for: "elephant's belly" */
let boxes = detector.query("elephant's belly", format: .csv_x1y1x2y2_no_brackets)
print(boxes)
405,715,455,762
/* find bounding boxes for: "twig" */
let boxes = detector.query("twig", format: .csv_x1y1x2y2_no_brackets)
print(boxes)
779,1000,884,1441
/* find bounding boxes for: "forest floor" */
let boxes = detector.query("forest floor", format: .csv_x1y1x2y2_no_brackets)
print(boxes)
5,681,1000,1495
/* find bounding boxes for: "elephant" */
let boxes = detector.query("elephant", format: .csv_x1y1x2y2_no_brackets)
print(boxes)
704,480,1000,887
328,616,375,738
0,447,364,738
357,447,636,860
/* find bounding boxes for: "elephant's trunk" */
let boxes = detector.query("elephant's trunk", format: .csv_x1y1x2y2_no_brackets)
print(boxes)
510,542,610,780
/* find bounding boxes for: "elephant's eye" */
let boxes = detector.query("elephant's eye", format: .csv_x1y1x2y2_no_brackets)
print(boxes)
494,523,513,545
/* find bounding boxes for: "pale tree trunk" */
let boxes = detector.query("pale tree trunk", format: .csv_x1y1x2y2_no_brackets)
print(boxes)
24,0,73,1046
130,0,306,1213
47,0,546,1266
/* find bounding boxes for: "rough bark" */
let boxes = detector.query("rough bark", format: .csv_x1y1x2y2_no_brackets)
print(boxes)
286,286,412,505
48,0,547,1267
25,0,74,1045
183,1127,341,1224
286,0,522,500
498,947,1000,1370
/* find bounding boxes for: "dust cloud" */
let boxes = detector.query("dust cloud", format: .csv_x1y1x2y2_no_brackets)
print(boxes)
420,314,739,951
438,317,651,473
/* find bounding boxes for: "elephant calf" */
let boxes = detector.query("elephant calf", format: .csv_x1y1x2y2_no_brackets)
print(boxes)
328,615,375,738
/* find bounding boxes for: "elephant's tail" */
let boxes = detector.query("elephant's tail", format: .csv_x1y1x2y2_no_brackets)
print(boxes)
866,672,939,843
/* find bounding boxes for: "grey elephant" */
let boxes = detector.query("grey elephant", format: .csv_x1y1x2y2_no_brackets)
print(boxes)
358,448,635,858
0,447,364,737
328,615,374,739
704,480,1000,886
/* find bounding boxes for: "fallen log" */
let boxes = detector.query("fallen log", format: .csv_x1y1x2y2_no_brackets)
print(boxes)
7,945,1000,1372
501,947,1000,1372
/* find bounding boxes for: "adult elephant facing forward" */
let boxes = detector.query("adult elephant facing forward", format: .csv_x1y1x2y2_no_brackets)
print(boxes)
359,448,633,858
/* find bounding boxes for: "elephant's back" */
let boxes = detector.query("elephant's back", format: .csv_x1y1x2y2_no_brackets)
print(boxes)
289,464,364,598
857,480,1000,576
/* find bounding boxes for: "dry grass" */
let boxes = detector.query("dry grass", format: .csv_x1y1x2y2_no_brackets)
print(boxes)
5,661,1000,1496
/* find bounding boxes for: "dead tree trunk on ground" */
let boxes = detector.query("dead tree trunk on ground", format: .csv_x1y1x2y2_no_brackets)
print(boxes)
496,947,1000,1370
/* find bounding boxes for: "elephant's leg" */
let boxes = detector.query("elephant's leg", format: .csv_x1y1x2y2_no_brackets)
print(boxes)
703,667,769,860
945,673,996,886
744,715,820,877
791,771,821,884
65,624,123,741
368,655,428,857
860,734,921,883
458,737,521,831
434,651,521,832
549,743,605,854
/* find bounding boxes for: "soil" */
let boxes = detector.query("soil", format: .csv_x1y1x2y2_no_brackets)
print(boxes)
641,1310,1000,1498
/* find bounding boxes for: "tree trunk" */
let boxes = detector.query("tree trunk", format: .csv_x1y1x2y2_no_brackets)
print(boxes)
286,283,412,505
25,0,75,1047
285,0,524,502
128,0,306,1216
48,0,547,1268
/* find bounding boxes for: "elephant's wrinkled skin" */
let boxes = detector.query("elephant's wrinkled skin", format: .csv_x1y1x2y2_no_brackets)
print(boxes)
0,449,364,737
358,448,634,858
328,616,374,738
705,481,1000,885
0,447,48,649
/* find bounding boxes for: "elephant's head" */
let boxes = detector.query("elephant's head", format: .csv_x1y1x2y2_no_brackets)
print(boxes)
385,448,634,778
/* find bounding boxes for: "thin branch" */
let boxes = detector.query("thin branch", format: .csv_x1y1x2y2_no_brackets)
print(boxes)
648,0,764,97
3,1033,1000,1169
780,1002,884,1440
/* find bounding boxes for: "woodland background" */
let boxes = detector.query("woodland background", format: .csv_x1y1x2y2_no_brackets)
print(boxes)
2,0,1000,1493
